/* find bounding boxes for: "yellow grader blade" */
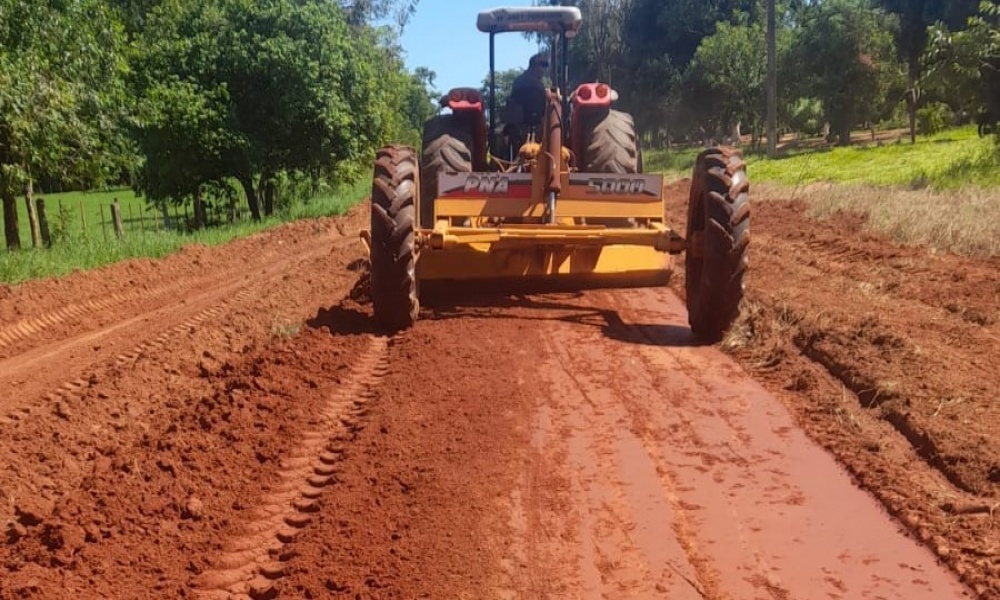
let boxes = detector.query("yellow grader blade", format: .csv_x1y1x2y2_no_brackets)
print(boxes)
416,172,683,288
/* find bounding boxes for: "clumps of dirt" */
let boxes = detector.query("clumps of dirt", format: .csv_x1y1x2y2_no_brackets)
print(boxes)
0,326,371,599
346,257,371,304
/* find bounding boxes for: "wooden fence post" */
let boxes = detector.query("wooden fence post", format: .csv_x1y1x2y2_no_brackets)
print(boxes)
24,183,40,249
36,198,50,248
80,200,88,240
111,199,124,240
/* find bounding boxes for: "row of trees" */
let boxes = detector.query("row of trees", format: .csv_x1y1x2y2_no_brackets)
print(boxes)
0,0,435,250
540,0,1000,148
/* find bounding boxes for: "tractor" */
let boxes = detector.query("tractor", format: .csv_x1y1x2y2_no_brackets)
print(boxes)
366,6,749,341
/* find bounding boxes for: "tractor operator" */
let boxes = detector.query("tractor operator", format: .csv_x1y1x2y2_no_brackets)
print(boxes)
509,52,549,127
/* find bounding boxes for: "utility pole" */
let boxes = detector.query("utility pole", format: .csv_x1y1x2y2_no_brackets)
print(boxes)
767,0,777,158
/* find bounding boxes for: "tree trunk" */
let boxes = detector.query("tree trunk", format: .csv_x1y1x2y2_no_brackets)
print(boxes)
907,64,918,144
2,183,20,250
192,187,206,230
37,198,51,247
260,171,274,217
837,122,852,146
25,179,41,248
240,174,261,221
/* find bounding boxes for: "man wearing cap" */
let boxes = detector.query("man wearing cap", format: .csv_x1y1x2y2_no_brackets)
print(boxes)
509,52,549,126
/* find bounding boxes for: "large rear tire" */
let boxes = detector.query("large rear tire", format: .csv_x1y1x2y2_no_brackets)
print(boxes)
581,109,639,227
371,145,419,330
581,108,639,174
420,115,474,228
685,147,750,342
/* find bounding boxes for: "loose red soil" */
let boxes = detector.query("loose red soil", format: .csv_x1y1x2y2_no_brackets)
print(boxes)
0,182,994,598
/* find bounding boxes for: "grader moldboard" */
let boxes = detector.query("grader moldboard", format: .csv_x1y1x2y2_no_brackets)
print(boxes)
366,6,749,341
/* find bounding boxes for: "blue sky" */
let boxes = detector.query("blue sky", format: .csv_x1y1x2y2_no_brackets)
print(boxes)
399,1,544,94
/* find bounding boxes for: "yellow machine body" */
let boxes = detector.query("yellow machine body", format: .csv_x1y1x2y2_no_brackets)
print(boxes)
416,170,685,287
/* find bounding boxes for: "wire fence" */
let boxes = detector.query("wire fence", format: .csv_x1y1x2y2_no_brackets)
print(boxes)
8,196,252,250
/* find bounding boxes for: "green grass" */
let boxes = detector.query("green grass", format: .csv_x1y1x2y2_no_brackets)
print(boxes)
644,126,1000,189
644,126,1000,256
0,181,367,285
15,188,155,246
745,126,1000,189
643,146,701,180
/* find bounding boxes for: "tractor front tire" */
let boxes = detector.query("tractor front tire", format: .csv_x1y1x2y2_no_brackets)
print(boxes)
582,109,639,174
685,148,750,342
371,145,419,330
420,115,474,228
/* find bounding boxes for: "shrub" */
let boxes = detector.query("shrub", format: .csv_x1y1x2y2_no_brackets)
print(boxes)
786,97,825,136
917,102,953,135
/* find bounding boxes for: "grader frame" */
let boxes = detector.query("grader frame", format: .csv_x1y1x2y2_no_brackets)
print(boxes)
366,6,750,341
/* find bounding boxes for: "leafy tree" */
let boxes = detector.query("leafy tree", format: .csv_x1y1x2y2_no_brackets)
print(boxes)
0,0,132,249
684,20,770,145
874,0,980,142
624,0,757,71
785,0,902,145
924,1,1000,135
106,0,165,34
134,0,406,220
399,68,439,146
340,0,420,28
615,0,755,144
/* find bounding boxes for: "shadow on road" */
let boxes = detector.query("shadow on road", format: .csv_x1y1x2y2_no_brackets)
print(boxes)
424,290,703,348
307,303,388,336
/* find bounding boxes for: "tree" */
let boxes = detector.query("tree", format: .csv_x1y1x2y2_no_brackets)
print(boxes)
135,0,408,220
685,20,770,145
785,0,901,145
0,0,131,249
340,0,420,28
924,1,1000,134
874,0,980,142
399,68,439,146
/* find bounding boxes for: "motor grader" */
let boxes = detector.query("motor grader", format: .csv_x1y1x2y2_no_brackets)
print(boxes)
367,6,749,341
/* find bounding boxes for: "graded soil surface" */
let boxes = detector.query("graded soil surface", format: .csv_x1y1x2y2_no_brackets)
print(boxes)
0,183,995,599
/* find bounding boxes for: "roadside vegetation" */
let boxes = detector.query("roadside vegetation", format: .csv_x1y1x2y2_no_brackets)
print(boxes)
648,127,1000,256
0,0,430,284
0,182,366,284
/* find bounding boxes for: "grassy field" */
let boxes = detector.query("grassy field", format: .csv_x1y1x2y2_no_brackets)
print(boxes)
746,126,1000,189
646,125,1000,257
0,181,367,284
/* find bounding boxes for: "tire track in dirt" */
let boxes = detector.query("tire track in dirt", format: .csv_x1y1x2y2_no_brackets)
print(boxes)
661,190,998,596
614,287,971,599
0,236,343,417
742,227,996,496
0,271,225,356
192,334,390,599
540,321,708,599
518,286,970,599
0,286,253,426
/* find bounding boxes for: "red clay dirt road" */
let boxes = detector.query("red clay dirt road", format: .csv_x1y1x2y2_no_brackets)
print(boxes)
0,183,994,599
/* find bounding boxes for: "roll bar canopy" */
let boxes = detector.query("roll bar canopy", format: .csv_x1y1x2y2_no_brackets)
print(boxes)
476,6,582,37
